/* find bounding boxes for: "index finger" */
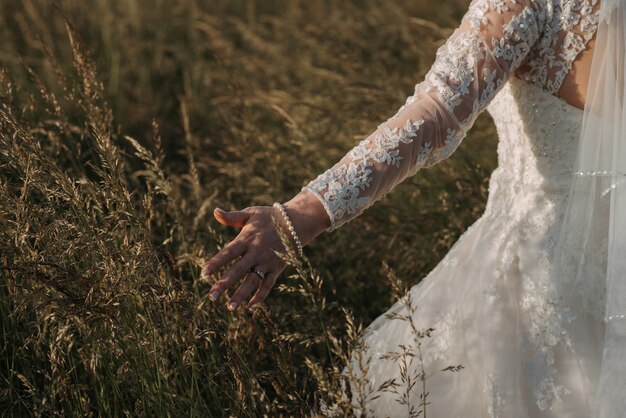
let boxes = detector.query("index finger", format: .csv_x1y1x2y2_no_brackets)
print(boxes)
202,241,247,277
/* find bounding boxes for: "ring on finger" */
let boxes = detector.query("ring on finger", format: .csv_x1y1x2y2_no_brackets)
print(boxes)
248,266,266,280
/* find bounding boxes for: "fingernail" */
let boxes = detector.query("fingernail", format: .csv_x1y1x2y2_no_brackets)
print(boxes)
228,301,239,311
208,291,219,301
248,304,257,313
215,207,225,214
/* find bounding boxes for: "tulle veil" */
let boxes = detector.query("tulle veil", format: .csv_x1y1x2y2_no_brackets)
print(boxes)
549,1,626,416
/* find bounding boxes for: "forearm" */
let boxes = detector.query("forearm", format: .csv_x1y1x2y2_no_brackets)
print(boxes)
294,0,542,235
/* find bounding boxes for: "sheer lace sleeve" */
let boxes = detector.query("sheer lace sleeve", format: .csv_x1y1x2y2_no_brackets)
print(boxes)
302,0,547,232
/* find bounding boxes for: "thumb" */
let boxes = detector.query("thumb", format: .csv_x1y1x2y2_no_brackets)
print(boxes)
214,207,252,227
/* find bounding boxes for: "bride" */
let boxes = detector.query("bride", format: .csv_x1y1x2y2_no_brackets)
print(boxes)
201,0,625,416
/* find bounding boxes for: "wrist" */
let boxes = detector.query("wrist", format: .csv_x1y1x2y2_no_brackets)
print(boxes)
273,202,304,257
281,190,331,247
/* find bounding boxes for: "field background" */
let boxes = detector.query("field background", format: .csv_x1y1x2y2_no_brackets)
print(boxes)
0,0,499,416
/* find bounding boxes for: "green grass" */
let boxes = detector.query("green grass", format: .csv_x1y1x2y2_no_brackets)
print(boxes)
0,0,497,416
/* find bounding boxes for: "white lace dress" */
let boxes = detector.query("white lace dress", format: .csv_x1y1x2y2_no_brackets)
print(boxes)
301,0,607,416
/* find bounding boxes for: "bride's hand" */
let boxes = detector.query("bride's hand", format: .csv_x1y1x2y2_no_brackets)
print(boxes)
201,190,331,312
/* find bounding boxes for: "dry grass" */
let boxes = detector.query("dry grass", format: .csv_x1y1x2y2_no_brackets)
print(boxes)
0,0,497,416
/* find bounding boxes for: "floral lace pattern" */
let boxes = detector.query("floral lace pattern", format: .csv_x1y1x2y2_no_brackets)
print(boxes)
485,373,505,418
419,307,462,367
516,0,600,94
303,119,426,224
520,278,577,410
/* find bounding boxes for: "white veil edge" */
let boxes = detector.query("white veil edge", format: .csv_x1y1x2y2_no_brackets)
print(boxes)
550,1,626,416
593,1,626,416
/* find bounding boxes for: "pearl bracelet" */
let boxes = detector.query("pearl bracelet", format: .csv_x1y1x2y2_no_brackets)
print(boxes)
273,202,304,258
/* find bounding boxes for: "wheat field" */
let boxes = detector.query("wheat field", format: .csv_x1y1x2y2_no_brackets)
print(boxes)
0,0,498,416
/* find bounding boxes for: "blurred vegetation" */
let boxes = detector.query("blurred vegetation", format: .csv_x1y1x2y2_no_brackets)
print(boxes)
0,0,498,416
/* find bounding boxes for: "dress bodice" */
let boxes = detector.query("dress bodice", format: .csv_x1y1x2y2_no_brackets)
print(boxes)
476,74,607,327
485,75,584,207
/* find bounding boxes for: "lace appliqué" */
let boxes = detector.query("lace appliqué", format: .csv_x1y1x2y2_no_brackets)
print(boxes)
521,277,577,410
484,373,506,418
303,119,425,230
420,308,462,367
517,0,600,94
492,5,543,68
